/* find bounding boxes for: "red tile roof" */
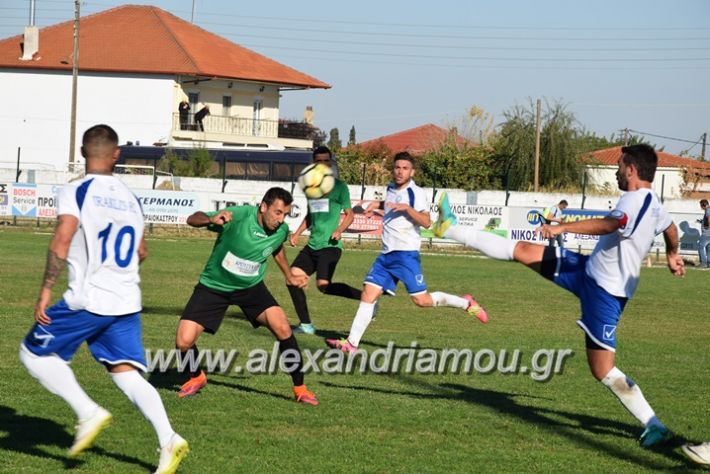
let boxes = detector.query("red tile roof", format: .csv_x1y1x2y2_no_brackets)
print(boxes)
360,124,469,155
584,146,710,169
0,4,330,89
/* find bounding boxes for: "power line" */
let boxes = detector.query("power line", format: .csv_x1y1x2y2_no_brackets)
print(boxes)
204,32,710,52
200,21,710,42
156,10,710,32
627,129,706,144
237,42,710,63
259,52,710,71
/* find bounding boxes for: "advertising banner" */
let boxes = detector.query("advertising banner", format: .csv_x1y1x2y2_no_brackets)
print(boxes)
135,190,201,224
342,200,384,236
11,183,37,217
0,183,9,216
37,184,61,219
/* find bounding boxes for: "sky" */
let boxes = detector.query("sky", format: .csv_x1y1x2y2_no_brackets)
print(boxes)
1,0,709,156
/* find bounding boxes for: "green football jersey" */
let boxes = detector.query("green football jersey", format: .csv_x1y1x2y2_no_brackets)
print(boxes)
198,205,288,291
306,178,351,250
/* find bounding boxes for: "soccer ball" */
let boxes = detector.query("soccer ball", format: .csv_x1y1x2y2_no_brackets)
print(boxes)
297,163,335,199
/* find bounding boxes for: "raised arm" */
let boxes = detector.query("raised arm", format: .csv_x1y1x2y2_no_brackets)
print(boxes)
187,210,232,228
390,202,431,228
539,216,620,238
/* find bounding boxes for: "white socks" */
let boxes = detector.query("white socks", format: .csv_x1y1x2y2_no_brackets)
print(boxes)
20,344,99,421
430,292,468,309
445,226,517,261
601,367,656,426
348,301,376,347
111,370,175,447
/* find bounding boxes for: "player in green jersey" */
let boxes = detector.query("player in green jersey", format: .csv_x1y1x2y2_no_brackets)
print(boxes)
287,146,362,334
174,187,318,405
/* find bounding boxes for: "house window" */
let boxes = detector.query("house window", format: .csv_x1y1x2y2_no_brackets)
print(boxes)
222,96,231,116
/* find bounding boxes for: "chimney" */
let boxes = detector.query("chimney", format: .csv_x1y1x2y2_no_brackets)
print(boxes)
304,106,314,125
20,26,39,61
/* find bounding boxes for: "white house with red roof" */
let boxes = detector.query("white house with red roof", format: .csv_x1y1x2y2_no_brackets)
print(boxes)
0,5,330,171
584,146,710,198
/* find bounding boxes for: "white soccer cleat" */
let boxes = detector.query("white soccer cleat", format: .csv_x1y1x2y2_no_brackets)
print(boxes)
155,433,189,474
68,407,112,458
682,442,710,465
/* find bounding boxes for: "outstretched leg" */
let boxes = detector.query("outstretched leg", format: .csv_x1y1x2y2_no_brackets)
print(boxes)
434,193,671,447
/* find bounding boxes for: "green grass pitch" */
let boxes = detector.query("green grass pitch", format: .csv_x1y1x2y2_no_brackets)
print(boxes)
0,228,708,473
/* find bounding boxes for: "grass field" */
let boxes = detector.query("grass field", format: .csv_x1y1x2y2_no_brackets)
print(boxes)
1,228,708,473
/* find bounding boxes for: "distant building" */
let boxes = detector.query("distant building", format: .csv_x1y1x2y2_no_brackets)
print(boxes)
583,146,710,198
359,124,470,155
0,5,330,171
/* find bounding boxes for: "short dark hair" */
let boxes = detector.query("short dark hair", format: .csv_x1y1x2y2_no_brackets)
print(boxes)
701,199,709,207
82,124,118,148
312,145,332,160
262,187,293,207
621,144,657,182
394,151,415,167
559,200,568,206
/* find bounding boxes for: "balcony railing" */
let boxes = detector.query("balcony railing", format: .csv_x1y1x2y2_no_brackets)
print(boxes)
173,112,279,138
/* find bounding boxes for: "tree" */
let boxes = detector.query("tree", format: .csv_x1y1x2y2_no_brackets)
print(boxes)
348,126,357,145
336,141,392,186
157,147,215,177
186,147,214,177
491,99,584,191
445,105,495,145
416,131,497,191
327,128,342,151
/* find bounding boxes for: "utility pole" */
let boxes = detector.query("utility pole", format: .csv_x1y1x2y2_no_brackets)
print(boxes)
68,0,80,167
533,98,541,192
191,0,196,23
701,132,707,161
623,128,629,146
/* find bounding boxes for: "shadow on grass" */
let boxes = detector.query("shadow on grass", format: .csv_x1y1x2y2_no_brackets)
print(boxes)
0,405,154,471
298,328,442,352
318,380,701,470
147,367,187,391
207,377,293,402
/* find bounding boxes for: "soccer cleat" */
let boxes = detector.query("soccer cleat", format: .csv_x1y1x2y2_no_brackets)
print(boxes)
68,407,112,458
293,385,319,406
463,294,488,323
293,323,316,335
325,338,358,353
177,370,207,398
432,192,457,238
639,423,673,448
154,433,189,474
682,442,710,465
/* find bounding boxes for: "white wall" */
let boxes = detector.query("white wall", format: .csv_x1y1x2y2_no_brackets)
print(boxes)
0,69,175,171
586,165,685,198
